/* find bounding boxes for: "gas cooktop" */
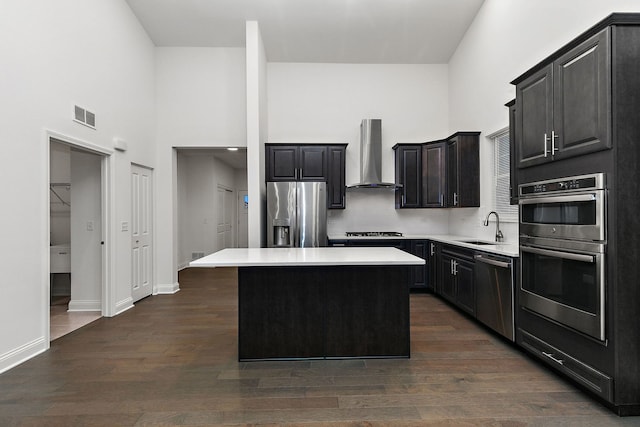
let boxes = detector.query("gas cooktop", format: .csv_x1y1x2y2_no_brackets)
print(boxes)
345,231,403,237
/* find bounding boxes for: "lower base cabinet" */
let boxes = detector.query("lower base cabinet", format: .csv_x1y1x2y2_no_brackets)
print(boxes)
238,265,410,360
329,239,429,291
439,246,475,315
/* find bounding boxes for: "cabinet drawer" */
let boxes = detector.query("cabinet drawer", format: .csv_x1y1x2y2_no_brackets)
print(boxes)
519,329,613,401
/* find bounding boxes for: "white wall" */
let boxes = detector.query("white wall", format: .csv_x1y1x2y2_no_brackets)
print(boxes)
0,0,156,372
267,63,451,236
447,0,640,243
246,22,268,247
155,47,247,289
69,150,102,311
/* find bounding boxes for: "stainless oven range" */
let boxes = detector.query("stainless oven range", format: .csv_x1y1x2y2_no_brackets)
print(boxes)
519,173,606,341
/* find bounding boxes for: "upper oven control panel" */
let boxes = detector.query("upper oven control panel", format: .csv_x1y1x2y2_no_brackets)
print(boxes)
519,173,605,196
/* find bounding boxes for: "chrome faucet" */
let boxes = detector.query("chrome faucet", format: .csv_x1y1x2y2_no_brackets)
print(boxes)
484,211,504,242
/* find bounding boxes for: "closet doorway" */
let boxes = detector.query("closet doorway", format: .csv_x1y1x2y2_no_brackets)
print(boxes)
49,137,106,340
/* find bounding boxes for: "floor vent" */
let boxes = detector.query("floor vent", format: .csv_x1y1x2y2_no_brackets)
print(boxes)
73,105,96,129
191,252,205,260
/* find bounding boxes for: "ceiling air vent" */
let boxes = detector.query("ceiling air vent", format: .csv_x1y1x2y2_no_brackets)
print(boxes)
73,105,96,129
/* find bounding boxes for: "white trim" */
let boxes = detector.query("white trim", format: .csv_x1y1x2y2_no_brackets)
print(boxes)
485,126,509,140
68,300,102,312
0,337,47,375
115,297,134,315
45,129,114,325
155,282,181,294
47,130,113,156
102,151,116,317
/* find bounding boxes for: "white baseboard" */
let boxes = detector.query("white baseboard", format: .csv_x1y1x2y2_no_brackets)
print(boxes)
115,297,134,315
0,337,47,374
155,282,180,295
67,299,101,312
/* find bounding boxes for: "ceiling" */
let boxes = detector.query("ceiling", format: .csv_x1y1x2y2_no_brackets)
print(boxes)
125,0,485,63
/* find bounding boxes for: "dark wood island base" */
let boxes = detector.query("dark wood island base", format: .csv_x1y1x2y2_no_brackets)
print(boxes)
238,265,410,361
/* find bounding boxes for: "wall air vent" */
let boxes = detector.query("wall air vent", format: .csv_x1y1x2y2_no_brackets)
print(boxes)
73,105,96,129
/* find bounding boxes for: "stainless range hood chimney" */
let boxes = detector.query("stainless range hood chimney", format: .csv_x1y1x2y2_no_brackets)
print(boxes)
348,119,400,188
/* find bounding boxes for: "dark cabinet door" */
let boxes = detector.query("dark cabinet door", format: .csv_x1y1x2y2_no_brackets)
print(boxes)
267,145,298,181
455,259,475,316
446,140,459,207
553,28,611,159
506,99,518,205
298,146,327,181
409,240,428,290
428,241,439,294
516,28,611,170
516,65,553,168
447,133,480,207
422,142,446,207
440,254,456,303
394,145,422,208
327,145,346,209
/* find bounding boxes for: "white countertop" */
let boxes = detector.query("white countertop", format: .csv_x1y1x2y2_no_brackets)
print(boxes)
328,234,519,257
189,247,426,268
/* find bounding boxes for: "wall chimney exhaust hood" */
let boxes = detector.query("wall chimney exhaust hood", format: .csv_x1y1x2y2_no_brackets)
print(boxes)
347,119,401,189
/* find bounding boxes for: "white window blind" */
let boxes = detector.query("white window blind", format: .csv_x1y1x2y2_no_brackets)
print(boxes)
493,129,518,222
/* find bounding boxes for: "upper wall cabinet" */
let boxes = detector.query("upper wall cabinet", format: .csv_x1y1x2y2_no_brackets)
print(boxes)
506,99,518,205
266,145,327,181
514,28,611,169
394,144,422,208
422,141,447,207
266,144,347,209
393,132,479,209
446,132,480,207
327,145,347,209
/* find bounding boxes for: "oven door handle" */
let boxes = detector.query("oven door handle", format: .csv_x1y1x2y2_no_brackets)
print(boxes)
519,193,597,205
521,246,595,263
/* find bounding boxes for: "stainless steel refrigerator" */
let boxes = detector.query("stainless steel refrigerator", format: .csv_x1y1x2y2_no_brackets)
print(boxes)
267,181,327,248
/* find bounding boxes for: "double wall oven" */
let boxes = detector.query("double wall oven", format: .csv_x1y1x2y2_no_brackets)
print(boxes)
519,173,606,341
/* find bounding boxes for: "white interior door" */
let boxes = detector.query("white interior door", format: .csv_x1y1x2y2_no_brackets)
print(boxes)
237,190,248,247
131,164,153,302
217,185,234,249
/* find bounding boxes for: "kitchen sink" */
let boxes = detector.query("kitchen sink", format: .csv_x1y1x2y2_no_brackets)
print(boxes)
459,240,496,245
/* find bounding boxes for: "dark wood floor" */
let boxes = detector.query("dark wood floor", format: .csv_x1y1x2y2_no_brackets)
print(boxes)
1,267,637,426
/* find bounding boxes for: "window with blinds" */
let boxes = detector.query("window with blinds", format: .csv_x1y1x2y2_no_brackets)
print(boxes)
493,129,518,222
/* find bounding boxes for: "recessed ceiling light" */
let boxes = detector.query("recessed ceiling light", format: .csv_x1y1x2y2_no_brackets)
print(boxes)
227,147,238,151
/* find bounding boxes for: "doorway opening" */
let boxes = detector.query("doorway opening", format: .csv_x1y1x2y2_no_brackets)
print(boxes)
48,136,108,341
176,147,247,270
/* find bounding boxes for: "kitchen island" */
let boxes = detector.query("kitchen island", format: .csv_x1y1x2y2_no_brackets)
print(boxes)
190,247,424,361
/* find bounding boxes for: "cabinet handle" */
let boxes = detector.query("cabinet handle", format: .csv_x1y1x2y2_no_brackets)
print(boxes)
542,351,564,366
453,260,458,275
430,243,435,256
551,131,559,155
402,194,406,206
440,193,444,206
453,192,458,206
450,259,454,274
543,133,550,157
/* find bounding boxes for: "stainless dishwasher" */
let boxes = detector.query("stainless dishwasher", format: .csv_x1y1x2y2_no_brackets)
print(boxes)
474,253,515,341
